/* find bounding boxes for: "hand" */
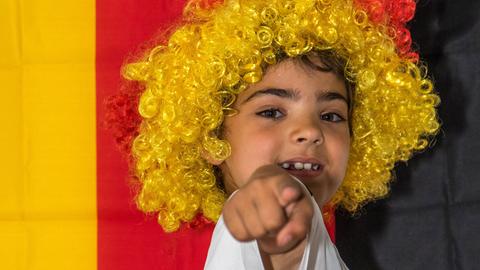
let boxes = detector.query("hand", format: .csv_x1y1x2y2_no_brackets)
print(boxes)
222,164,314,254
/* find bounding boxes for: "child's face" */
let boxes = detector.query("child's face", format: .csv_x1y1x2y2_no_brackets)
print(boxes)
219,58,351,206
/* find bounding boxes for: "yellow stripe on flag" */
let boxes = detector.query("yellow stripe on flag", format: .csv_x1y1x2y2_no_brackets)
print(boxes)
1,0,96,269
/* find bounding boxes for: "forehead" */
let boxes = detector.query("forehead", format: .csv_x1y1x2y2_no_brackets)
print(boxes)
237,58,348,102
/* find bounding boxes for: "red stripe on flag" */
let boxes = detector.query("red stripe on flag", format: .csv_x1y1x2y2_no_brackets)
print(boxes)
96,1,214,269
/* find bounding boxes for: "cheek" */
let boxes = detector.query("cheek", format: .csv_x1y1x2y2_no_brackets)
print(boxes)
343,133,351,166
233,123,280,153
328,133,351,181
223,126,282,187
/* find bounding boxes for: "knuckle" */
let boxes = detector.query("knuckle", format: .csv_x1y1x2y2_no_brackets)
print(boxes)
249,179,264,190
232,228,248,241
264,215,284,232
251,226,267,238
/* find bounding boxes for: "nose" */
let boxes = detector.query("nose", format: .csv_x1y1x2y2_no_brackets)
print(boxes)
290,116,324,146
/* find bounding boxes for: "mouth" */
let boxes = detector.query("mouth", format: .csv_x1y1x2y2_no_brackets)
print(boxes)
277,159,324,179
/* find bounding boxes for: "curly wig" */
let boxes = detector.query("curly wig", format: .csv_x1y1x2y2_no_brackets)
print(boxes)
109,0,440,232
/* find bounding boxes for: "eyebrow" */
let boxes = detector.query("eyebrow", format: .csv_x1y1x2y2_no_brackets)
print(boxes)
242,88,297,104
241,88,349,106
318,91,349,106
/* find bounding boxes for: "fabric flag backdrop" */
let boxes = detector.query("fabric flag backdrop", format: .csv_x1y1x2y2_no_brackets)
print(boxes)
6,1,480,270
1,1,335,269
1,0,96,269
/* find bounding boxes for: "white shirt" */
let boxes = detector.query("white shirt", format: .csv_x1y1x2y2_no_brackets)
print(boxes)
204,182,349,270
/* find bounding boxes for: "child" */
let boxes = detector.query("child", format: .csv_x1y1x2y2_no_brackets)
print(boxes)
204,52,352,269
113,0,439,268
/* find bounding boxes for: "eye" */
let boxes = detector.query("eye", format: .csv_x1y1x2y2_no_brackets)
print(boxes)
256,108,285,119
321,112,345,122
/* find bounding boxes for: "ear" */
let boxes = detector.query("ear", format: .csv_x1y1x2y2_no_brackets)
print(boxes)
201,150,224,165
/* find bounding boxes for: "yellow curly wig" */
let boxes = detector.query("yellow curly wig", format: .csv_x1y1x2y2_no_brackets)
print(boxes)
122,0,440,232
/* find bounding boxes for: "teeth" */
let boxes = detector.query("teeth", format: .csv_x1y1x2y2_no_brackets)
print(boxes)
279,162,319,171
